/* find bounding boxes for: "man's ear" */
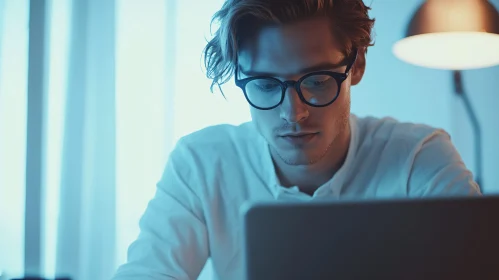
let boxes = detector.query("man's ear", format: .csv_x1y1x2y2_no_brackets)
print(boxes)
350,48,366,86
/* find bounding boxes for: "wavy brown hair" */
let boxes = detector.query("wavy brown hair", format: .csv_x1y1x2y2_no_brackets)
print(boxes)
203,0,375,92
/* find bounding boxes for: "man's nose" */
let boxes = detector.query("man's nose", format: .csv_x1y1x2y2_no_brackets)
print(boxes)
279,87,309,123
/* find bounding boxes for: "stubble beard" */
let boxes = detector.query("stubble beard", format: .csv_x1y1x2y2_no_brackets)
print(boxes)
271,110,351,167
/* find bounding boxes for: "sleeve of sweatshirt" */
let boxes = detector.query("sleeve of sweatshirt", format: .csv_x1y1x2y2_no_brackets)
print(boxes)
111,139,209,280
407,130,482,197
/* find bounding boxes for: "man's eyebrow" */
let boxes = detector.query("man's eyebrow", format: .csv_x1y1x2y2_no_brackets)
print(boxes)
238,61,347,77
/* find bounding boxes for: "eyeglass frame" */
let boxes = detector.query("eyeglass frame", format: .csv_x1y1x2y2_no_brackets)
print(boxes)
234,48,358,110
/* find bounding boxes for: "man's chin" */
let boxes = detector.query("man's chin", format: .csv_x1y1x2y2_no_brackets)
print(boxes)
272,148,320,166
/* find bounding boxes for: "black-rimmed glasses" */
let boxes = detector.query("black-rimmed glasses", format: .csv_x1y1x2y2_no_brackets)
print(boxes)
235,49,358,110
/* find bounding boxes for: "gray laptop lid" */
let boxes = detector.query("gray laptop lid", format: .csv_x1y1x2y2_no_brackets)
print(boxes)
241,196,499,280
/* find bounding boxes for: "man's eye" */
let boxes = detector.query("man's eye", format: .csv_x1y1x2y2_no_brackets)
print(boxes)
250,80,280,92
302,76,332,88
311,80,326,86
256,84,278,90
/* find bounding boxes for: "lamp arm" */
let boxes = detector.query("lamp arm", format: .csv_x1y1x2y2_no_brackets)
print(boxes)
452,70,483,191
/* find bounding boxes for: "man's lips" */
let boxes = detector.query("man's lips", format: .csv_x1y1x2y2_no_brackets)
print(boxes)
279,132,318,145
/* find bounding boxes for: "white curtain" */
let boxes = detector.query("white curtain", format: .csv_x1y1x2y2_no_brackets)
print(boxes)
0,0,29,277
0,0,250,279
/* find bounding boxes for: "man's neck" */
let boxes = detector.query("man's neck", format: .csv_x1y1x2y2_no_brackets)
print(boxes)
272,126,351,195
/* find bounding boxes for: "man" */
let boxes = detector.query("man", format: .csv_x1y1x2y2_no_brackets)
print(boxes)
112,0,481,279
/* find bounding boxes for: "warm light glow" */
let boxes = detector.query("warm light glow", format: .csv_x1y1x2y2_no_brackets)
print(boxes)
393,32,499,70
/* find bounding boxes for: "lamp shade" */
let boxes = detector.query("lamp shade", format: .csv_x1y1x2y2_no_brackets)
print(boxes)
393,0,499,70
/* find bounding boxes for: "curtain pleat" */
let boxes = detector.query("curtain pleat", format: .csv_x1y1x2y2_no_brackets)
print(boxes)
56,0,116,279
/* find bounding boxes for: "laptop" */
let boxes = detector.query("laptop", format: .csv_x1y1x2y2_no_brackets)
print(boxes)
241,195,499,280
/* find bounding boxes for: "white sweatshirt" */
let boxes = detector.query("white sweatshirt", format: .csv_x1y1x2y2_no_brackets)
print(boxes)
111,114,481,280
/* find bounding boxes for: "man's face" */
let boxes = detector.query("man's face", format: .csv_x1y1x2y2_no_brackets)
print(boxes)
238,17,365,166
